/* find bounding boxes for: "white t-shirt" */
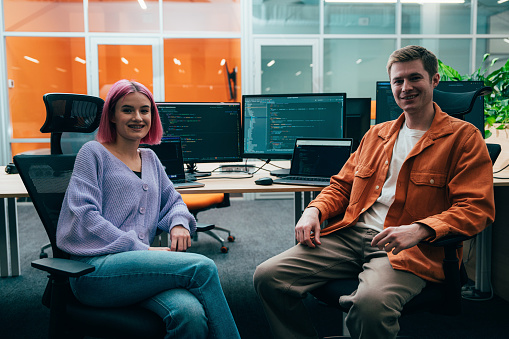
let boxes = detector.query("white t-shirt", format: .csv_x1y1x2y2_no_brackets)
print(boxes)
355,123,426,233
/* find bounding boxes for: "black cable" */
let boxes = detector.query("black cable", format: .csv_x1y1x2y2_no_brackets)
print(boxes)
493,161,509,174
260,158,287,169
197,173,254,180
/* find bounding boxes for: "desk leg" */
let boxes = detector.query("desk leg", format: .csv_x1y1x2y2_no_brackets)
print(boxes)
294,192,302,225
0,198,20,278
475,224,492,294
1,198,9,277
7,198,20,277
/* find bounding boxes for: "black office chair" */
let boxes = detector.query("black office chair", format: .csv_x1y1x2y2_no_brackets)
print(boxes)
433,86,493,119
41,93,104,155
309,86,499,336
14,154,166,339
38,93,104,259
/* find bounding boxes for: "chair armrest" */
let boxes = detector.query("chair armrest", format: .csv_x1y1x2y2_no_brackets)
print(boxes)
425,234,474,247
32,258,95,277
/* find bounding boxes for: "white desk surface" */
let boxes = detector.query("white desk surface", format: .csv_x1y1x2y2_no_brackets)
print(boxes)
1,162,324,198
4,161,509,198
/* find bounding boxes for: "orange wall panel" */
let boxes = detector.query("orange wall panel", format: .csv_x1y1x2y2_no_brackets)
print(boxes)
7,37,87,141
164,39,241,102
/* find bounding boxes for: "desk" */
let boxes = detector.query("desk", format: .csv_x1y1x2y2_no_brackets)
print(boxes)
0,166,30,277
4,161,509,279
0,163,322,277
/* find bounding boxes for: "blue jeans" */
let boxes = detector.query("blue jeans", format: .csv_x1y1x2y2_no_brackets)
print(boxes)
70,250,240,339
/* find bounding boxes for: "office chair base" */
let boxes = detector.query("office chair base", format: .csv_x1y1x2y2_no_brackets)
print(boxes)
194,224,235,253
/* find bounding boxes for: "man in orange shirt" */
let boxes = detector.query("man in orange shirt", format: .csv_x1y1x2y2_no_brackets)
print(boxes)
254,45,495,339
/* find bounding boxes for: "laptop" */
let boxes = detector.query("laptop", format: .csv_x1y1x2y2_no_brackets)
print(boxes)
273,138,353,187
143,137,205,189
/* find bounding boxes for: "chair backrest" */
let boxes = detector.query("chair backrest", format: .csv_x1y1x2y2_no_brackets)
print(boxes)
13,154,77,259
41,93,104,154
486,143,501,166
433,86,492,118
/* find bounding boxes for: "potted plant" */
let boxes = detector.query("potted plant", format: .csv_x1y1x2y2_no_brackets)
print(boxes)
438,54,509,139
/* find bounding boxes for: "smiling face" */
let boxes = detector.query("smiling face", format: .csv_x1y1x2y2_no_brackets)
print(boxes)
390,59,440,117
111,91,152,144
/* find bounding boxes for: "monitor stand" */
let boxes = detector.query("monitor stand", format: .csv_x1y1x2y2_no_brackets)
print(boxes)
270,168,290,177
185,163,211,178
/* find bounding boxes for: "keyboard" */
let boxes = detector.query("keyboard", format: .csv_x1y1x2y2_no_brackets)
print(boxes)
273,176,331,187
171,178,205,189
283,176,330,183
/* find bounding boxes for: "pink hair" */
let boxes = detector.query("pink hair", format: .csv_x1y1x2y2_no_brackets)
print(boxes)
96,79,163,145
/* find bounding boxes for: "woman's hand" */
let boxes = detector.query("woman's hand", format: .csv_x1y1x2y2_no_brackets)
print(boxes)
169,225,191,252
148,225,191,252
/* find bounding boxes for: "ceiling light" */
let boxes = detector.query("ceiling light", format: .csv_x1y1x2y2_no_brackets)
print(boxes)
295,71,302,76
24,56,39,64
138,0,147,10
121,57,129,65
267,60,275,67
173,58,181,66
56,67,67,73
220,59,226,66
325,0,465,3
75,57,86,64
504,38,509,44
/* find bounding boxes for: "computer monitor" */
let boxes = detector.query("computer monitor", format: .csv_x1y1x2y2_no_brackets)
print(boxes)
242,93,347,160
375,81,485,136
157,102,243,175
345,98,371,152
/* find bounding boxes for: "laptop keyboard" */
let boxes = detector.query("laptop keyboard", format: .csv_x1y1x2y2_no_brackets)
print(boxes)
282,176,330,182
172,179,187,184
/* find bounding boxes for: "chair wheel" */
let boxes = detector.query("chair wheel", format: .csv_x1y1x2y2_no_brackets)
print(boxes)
220,246,229,253
227,235,235,242
40,252,48,259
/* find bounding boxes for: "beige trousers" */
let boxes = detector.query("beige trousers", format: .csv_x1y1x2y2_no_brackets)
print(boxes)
253,226,426,339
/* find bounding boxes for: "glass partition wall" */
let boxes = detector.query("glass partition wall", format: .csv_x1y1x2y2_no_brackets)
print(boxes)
1,0,242,161
1,0,509,163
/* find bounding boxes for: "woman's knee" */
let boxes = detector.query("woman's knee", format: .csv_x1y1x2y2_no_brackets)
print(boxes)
192,255,218,278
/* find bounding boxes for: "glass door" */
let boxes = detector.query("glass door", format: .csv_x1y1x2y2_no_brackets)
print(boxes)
89,37,164,101
254,39,320,94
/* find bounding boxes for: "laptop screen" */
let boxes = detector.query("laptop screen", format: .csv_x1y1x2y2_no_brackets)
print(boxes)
143,137,185,180
290,139,352,177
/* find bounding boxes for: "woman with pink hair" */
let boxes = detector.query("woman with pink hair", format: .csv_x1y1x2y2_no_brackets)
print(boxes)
57,79,240,339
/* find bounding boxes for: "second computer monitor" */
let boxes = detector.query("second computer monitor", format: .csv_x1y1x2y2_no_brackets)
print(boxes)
345,98,371,152
157,102,243,168
242,93,346,159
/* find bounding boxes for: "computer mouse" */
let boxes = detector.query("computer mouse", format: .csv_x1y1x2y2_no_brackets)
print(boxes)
255,177,273,186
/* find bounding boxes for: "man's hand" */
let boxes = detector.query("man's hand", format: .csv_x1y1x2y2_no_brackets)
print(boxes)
371,223,435,255
295,207,322,248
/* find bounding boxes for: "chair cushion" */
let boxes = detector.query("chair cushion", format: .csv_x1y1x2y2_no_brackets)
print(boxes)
182,193,225,210
310,279,449,316
67,298,166,339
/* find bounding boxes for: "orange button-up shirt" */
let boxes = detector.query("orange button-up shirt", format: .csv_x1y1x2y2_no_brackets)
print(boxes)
308,104,495,283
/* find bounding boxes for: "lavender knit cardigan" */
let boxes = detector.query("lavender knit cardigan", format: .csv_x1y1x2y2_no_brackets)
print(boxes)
56,141,197,256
